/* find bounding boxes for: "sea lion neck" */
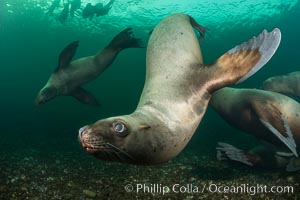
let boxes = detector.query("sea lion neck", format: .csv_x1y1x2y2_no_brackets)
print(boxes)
135,101,171,125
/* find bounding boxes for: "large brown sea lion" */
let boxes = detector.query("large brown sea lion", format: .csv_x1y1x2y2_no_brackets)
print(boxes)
35,28,143,106
210,87,300,157
78,13,281,165
261,71,300,99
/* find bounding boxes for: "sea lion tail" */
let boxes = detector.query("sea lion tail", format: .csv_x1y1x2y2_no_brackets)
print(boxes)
106,28,144,51
216,142,254,166
207,28,281,92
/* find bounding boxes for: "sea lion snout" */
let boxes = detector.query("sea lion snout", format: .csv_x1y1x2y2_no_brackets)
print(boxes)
78,126,92,143
261,78,274,90
78,125,89,139
35,87,58,105
35,95,47,106
78,125,106,154
35,92,45,106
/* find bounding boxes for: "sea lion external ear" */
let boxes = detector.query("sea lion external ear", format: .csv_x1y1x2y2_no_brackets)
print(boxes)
56,40,79,71
139,124,151,130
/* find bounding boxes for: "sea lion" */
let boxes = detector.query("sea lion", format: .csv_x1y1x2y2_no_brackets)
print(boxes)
210,87,300,156
35,28,143,106
216,142,300,172
261,71,300,99
78,13,281,165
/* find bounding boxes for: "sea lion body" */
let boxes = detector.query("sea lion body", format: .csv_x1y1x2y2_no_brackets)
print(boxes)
44,50,114,94
210,87,300,156
261,71,300,98
36,28,143,105
79,13,281,165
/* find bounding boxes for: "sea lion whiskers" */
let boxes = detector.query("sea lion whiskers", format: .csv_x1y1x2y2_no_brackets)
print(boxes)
93,143,134,162
105,143,135,161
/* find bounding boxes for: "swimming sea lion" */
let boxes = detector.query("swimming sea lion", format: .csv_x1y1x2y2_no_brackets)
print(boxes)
261,71,300,99
78,13,281,165
216,142,300,172
210,87,300,156
35,28,143,106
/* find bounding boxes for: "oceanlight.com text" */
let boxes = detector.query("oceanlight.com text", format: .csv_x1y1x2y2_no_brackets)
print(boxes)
124,183,294,196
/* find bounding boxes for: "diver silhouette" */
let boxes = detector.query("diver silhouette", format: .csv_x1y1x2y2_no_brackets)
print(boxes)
57,2,70,24
47,0,81,23
70,0,81,17
47,0,61,15
82,0,115,20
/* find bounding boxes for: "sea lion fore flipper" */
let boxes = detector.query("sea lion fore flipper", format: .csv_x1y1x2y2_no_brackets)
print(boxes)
106,28,144,51
71,87,100,106
252,101,298,157
216,142,254,166
57,40,79,71
206,29,281,93
232,28,281,83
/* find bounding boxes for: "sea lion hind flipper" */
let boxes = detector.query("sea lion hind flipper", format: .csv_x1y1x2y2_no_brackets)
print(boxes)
253,101,298,157
71,87,100,106
106,28,144,51
208,29,281,92
286,158,300,172
57,40,79,71
188,15,207,40
216,142,253,166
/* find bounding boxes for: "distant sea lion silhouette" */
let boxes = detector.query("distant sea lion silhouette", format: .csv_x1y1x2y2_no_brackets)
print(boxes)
35,28,143,106
261,71,300,99
78,13,281,165
217,142,300,172
210,87,300,156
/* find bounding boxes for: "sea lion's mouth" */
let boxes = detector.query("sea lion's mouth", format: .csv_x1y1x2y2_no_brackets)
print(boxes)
78,130,134,162
80,140,109,154
82,141,134,162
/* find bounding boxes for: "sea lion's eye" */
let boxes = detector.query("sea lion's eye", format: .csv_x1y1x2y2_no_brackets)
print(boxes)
113,122,128,137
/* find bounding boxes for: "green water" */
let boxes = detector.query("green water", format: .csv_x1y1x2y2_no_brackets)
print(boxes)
1,0,300,199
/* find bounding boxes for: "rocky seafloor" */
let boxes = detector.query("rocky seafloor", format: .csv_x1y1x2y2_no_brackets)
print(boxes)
1,140,299,200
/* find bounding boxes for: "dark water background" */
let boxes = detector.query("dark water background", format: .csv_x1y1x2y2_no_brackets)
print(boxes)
1,0,300,199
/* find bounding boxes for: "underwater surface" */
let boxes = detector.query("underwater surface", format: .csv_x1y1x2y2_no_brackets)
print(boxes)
1,0,300,199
